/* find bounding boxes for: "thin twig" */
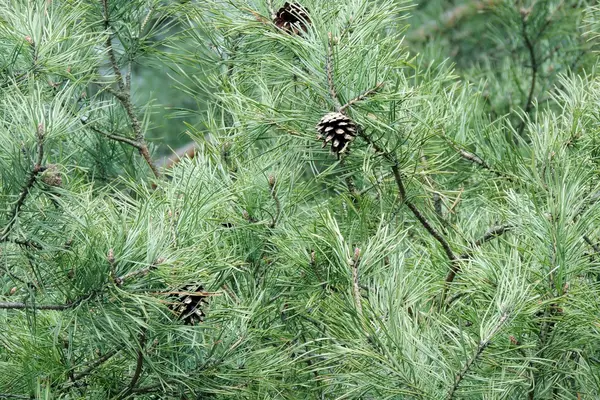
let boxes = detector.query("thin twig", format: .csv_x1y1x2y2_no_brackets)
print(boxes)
116,259,163,286
326,33,342,111
72,350,119,381
518,12,538,136
583,235,600,254
0,393,31,399
59,350,120,392
0,292,94,310
268,176,281,228
392,164,458,264
0,124,45,242
340,82,385,112
446,311,509,399
446,139,513,181
116,328,146,400
86,124,141,149
351,248,363,316
102,0,125,91
443,224,512,304
357,129,458,271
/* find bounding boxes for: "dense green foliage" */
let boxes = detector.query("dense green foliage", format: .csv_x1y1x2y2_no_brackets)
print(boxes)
2,0,600,398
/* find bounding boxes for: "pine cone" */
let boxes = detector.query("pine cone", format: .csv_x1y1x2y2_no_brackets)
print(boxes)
274,2,310,35
169,285,208,325
316,112,357,155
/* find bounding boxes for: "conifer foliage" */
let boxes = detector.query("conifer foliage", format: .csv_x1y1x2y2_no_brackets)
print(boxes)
1,0,600,399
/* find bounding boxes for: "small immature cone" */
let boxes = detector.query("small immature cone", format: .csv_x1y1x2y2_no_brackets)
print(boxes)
41,164,62,187
274,2,310,35
316,112,358,156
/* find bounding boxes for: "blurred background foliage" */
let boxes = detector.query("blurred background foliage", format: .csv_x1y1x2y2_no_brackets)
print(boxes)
139,0,599,156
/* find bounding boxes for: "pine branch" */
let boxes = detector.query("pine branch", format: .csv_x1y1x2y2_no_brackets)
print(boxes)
0,292,94,310
101,0,160,179
326,33,342,112
391,164,458,263
443,224,513,304
340,82,385,112
268,175,281,229
446,311,510,399
350,248,363,316
583,235,600,254
0,393,31,399
0,124,45,242
72,350,119,381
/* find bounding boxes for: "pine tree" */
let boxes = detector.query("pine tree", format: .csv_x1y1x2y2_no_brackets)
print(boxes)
1,0,600,399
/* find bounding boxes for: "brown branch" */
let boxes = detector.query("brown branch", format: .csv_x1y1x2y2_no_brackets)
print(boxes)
446,312,509,399
101,0,159,179
357,129,458,271
392,164,458,264
326,33,342,111
116,328,146,400
0,124,45,242
340,82,385,112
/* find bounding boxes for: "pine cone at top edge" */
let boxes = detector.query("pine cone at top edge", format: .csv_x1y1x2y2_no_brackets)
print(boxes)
274,2,310,35
316,112,358,156
168,284,209,325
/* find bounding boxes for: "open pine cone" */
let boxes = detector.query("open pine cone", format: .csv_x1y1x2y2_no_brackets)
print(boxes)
274,2,310,35
168,285,209,325
316,112,358,156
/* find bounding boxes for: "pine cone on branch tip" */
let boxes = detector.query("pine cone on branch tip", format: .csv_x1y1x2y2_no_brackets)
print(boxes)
316,112,357,156
274,2,310,35
168,285,209,325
